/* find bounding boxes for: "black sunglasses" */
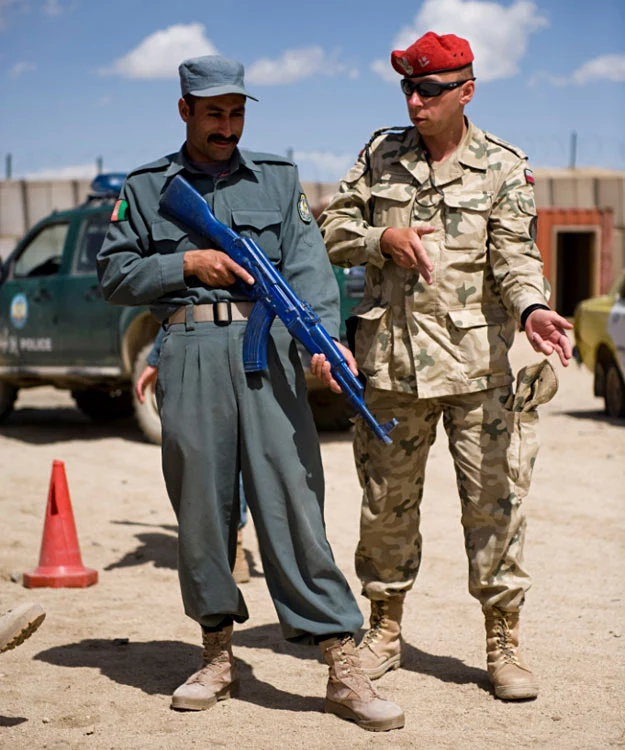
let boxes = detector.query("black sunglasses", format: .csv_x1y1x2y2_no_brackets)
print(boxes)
400,77,475,98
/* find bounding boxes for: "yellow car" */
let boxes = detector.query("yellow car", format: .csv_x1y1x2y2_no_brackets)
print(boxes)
574,271,625,418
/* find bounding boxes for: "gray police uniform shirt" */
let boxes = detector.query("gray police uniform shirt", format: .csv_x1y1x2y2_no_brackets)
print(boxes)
97,146,341,340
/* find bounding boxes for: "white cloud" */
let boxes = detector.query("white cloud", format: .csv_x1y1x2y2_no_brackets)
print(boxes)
572,54,625,84
529,53,625,88
370,58,396,83
24,163,98,180
372,0,548,83
247,46,357,85
9,60,35,78
293,150,353,181
99,23,218,79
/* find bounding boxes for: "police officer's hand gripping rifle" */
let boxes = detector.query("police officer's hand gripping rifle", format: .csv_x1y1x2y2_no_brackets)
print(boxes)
159,175,398,444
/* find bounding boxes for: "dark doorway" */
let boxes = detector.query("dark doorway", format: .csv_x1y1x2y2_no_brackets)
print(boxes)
555,231,596,316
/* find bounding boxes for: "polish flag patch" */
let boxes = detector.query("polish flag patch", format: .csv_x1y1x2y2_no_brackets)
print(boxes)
524,168,535,185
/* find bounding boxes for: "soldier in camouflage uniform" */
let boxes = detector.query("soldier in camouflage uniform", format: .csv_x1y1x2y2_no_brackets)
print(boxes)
315,32,572,701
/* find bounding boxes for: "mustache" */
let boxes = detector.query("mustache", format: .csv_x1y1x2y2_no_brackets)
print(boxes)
206,134,239,144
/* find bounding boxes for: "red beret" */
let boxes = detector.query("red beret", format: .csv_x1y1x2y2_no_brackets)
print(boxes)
391,32,474,77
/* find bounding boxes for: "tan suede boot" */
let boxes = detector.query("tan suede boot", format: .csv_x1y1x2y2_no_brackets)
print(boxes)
0,602,46,653
171,625,239,710
233,529,250,584
357,596,404,679
319,635,405,732
485,609,538,700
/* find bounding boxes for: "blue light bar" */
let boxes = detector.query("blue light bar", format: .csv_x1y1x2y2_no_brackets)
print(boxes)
89,173,127,198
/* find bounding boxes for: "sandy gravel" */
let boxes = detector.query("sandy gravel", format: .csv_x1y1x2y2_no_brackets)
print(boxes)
1,335,623,749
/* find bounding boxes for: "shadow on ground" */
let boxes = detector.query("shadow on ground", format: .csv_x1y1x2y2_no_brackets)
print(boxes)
558,407,624,426
34,638,321,713
0,716,27,727
0,407,149,445
34,621,490,712
103,521,263,579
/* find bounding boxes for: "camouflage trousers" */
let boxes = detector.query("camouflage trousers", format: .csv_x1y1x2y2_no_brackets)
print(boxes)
354,362,556,612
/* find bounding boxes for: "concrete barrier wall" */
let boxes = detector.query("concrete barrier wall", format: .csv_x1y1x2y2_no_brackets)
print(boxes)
2,172,624,273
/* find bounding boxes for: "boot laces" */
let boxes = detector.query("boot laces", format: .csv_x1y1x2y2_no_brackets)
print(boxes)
361,600,388,646
494,616,521,666
185,631,231,684
334,636,379,699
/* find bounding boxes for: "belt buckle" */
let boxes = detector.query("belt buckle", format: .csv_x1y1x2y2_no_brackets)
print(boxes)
213,301,232,326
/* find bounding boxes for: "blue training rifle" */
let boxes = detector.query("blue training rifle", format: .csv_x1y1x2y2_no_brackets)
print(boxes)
159,174,398,444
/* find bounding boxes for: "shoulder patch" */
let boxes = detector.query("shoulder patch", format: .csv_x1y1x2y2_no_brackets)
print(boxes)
111,199,129,222
524,167,535,185
297,193,312,224
484,131,527,160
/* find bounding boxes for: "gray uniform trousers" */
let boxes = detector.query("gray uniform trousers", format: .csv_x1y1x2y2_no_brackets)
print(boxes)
156,314,363,643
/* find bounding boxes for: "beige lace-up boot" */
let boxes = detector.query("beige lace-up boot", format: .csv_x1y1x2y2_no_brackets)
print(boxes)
319,635,405,732
0,602,46,653
357,596,404,679
171,625,239,710
485,609,538,700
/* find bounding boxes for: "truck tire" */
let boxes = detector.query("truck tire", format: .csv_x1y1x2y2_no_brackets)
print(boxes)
308,389,355,432
132,343,162,445
72,388,134,421
0,381,17,423
604,362,625,418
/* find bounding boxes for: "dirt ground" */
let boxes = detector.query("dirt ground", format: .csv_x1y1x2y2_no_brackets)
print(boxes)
1,334,623,750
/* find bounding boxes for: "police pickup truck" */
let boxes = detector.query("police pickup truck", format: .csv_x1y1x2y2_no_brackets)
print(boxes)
0,174,364,442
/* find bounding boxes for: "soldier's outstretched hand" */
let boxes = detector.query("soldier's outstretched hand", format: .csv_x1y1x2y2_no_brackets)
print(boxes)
380,225,436,283
525,308,573,366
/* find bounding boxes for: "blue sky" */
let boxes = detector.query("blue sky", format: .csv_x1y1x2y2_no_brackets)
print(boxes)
1,0,624,182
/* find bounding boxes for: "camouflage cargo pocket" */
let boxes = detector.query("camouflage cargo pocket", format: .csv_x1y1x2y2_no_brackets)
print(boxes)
504,360,558,497
442,191,493,250
355,306,391,377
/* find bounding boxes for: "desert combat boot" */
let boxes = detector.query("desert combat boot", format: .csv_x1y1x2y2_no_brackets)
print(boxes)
319,635,405,732
171,625,239,710
357,595,404,679
0,602,46,653
485,609,539,700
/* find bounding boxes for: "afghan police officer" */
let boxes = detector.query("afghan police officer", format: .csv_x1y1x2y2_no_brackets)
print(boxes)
97,55,404,731
315,32,572,701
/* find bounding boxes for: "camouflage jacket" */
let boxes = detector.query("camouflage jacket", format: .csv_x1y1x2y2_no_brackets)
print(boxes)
319,119,549,397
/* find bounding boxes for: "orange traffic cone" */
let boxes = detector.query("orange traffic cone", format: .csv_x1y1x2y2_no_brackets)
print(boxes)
23,460,98,588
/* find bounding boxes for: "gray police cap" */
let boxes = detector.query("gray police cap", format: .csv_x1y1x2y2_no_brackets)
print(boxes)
178,55,258,101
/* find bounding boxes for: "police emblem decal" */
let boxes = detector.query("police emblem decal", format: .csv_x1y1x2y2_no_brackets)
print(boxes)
297,193,312,224
9,293,28,329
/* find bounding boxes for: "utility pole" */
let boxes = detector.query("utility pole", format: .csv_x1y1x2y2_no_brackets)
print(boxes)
5,154,12,180
96,156,103,175
569,132,577,170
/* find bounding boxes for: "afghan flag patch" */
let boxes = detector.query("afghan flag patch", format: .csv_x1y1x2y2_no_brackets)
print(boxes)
524,168,535,185
111,199,129,222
